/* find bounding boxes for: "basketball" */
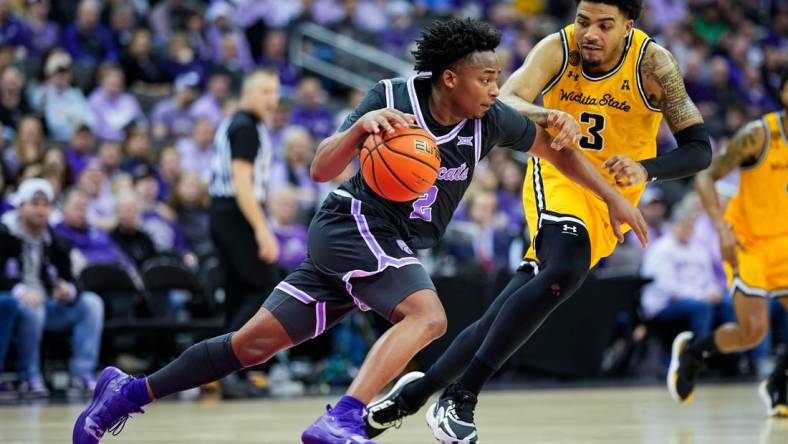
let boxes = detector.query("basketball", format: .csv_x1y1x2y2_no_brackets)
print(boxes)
359,126,441,202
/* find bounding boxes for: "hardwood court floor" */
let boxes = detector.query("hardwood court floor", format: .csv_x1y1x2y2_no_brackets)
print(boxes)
2,384,787,443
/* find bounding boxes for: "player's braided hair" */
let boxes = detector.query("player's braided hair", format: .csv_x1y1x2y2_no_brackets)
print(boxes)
412,18,501,77
574,0,642,20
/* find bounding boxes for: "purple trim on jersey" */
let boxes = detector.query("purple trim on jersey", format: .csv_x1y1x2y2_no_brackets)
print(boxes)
341,197,424,312
314,302,326,336
473,118,482,165
382,79,394,108
406,74,467,145
275,282,316,304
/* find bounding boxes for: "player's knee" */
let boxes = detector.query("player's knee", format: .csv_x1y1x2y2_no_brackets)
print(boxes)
740,316,769,348
420,311,448,340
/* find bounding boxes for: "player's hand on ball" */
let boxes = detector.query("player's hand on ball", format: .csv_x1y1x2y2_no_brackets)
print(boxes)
717,223,739,271
603,155,648,186
607,194,648,247
359,108,417,134
255,227,280,264
547,110,581,150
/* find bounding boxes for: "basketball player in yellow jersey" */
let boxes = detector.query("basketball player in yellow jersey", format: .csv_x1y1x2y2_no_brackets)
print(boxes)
668,73,788,417
363,2,709,442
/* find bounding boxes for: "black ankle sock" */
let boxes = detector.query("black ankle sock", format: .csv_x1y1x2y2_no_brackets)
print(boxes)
772,349,788,383
687,334,720,360
457,357,497,396
401,373,443,411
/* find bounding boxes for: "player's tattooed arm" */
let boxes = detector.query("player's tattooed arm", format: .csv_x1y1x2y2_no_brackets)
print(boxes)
640,43,704,133
695,120,765,234
501,33,580,149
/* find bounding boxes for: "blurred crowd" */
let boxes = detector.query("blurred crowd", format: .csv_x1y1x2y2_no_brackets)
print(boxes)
0,0,785,399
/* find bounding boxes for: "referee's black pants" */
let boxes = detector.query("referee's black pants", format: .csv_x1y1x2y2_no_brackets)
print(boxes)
210,198,281,332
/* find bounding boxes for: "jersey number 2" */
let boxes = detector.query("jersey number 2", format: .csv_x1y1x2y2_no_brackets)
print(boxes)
410,186,438,222
579,112,605,151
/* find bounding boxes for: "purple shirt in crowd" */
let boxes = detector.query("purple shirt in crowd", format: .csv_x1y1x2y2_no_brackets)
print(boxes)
63,23,119,64
176,137,214,183
88,89,144,142
288,105,335,140
0,15,30,47
190,94,224,127
141,210,188,254
27,21,59,58
64,149,94,178
151,98,196,140
53,222,133,269
271,222,308,271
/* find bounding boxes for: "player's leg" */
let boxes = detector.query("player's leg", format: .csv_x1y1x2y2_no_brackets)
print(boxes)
365,268,536,437
426,222,591,443
667,289,768,404
303,263,446,444
760,296,788,416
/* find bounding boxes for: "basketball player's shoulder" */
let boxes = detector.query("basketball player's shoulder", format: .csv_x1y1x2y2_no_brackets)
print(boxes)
525,30,566,74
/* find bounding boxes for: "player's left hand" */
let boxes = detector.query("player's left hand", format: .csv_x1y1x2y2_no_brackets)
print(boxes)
606,194,648,247
603,155,648,186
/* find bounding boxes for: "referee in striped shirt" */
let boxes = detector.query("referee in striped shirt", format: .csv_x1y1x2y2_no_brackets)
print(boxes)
209,70,281,331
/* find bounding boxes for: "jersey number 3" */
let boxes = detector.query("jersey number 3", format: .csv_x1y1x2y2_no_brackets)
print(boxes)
579,112,605,151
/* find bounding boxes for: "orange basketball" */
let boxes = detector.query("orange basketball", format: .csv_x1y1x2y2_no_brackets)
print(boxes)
360,126,440,202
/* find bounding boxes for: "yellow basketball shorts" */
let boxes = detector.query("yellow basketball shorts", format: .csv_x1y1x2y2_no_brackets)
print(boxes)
724,231,788,298
523,157,626,269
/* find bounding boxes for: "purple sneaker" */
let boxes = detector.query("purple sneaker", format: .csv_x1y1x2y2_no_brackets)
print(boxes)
301,405,376,444
72,367,144,444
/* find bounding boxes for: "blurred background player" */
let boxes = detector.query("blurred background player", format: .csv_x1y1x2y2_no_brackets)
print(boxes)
365,1,712,441
668,71,788,417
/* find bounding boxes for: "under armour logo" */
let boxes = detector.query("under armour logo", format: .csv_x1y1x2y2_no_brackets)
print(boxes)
621,80,630,91
566,70,579,81
457,136,473,147
84,417,104,439
562,224,578,235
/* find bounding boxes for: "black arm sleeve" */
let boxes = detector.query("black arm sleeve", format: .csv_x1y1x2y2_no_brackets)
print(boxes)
338,82,387,132
487,100,536,154
228,120,260,162
639,123,712,182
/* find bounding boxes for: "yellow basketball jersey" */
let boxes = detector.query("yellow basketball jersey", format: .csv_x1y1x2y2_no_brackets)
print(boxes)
540,24,663,207
725,111,788,240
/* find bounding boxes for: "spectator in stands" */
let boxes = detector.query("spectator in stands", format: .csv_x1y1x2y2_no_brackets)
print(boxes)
63,0,119,68
149,0,198,41
640,195,733,339
495,159,526,235
97,140,123,180
269,126,320,222
32,51,96,142
190,70,231,127
0,65,32,130
0,0,30,49
41,146,74,200
88,63,145,142
444,191,511,274
0,273,19,400
206,2,254,72
2,115,44,180
119,123,153,173
176,118,214,184
151,72,200,143
110,191,157,268
380,1,419,58
108,2,138,51
163,31,209,82
3,179,104,398
25,0,59,60
78,158,115,231
289,76,335,140
184,10,213,62
120,29,171,97
156,145,180,202
132,164,190,259
169,171,211,255
63,123,96,178
258,29,300,95
268,186,307,274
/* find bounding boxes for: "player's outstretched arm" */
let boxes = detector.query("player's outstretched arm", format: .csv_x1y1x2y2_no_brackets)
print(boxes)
694,120,765,268
500,33,580,150
310,108,416,182
531,126,648,246
625,43,711,182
